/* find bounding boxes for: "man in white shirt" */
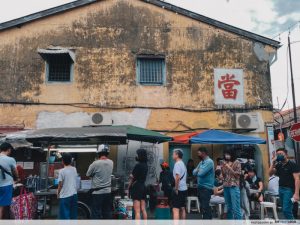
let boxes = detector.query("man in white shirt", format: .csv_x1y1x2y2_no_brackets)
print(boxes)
86,145,113,219
172,149,187,220
57,153,78,219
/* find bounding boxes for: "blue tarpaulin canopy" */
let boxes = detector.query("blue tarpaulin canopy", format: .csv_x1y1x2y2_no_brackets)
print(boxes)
190,130,266,145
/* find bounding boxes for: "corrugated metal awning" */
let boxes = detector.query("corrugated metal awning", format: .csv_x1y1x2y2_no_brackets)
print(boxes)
38,48,75,62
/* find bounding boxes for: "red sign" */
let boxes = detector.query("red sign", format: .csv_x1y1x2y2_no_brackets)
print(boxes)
290,122,300,142
218,74,241,99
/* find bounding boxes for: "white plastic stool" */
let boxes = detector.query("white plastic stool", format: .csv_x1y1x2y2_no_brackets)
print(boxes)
210,203,224,218
186,196,200,213
260,202,278,220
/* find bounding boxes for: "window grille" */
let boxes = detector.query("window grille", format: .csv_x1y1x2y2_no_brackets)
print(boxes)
137,57,165,85
47,54,72,82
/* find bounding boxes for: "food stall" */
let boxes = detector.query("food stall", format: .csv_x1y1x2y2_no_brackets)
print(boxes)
171,129,266,199
3,125,172,219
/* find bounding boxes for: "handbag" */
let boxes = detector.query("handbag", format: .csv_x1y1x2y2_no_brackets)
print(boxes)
10,187,37,219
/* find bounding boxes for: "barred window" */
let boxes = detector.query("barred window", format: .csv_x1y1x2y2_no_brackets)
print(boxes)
137,57,166,85
47,54,72,82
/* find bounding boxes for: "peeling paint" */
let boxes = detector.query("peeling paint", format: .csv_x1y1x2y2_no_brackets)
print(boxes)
0,0,276,109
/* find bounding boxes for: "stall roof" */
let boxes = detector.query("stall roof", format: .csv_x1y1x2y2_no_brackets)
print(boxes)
190,130,266,145
6,126,127,145
115,125,173,143
4,125,172,146
171,132,200,144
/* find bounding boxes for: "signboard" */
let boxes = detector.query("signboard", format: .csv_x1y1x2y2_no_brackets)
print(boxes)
266,125,275,164
214,69,244,105
290,122,300,142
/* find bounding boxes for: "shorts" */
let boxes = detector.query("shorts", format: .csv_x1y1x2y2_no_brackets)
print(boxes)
130,182,147,201
172,190,187,209
0,185,13,206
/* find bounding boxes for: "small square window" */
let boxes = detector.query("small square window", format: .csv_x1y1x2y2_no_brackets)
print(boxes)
47,54,72,82
136,57,166,85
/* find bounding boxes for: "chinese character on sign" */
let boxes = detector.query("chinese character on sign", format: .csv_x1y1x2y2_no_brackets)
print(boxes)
214,69,244,105
218,74,241,99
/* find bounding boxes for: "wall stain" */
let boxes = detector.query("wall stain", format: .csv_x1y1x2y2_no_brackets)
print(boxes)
0,0,275,109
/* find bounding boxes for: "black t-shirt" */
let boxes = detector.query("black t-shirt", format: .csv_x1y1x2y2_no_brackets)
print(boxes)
132,162,148,183
275,160,300,190
159,170,174,188
246,176,262,190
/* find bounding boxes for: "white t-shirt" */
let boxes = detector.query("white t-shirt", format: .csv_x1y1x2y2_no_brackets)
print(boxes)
268,175,279,196
86,159,113,194
0,154,16,187
58,166,78,198
173,160,187,191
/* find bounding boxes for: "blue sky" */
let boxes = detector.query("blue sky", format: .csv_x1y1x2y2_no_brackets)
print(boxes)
0,0,299,109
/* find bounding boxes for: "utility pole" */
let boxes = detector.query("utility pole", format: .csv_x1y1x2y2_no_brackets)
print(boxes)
288,35,299,163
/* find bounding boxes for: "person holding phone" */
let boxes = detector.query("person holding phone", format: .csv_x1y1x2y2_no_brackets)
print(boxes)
269,148,300,219
221,149,242,220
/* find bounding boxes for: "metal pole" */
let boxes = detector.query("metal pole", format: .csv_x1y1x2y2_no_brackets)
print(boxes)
45,145,51,191
124,143,129,190
288,35,299,163
288,36,297,123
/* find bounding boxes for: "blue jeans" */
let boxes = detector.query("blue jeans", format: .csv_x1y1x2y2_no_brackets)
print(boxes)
223,186,242,220
59,194,78,219
279,187,294,219
198,187,213,219
91,193,112,219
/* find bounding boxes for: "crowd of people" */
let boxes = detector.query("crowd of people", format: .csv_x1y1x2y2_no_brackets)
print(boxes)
160,147,300,220
0,141,299,220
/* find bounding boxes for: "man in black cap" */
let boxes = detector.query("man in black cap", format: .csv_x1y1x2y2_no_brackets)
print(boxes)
0,142,18,219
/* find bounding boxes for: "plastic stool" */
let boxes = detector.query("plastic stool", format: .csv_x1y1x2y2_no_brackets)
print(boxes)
210,202,224,218
186,196,200,213
260,202,278,220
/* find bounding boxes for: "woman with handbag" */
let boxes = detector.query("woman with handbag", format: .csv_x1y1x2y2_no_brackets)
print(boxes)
128,149,148,220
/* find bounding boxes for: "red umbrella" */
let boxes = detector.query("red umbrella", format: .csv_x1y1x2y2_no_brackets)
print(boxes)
172,132,201,144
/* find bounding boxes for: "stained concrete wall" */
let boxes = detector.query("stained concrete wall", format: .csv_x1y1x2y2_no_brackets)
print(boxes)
0,0,276,109
0,0,277,181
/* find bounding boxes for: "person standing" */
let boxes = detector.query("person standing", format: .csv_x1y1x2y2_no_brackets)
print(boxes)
159,162,174,205
269,148,300,219
86,144,113,219
0,142,18,219
193,147,214,219
221,150,243,220
57,153,78,220
128,149,148,220
172,149,187,220
186,159,195,178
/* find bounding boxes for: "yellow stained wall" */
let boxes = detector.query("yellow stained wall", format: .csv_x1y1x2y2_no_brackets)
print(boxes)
0,0,276,181
0,0,275,109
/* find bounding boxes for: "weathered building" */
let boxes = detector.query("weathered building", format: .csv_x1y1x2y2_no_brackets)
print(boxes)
0,0,280,180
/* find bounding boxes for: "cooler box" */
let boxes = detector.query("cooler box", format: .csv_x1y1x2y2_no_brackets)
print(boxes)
155,206,171,219
155,196,171,219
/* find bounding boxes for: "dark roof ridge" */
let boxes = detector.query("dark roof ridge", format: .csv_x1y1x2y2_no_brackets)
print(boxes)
0,0,280,48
